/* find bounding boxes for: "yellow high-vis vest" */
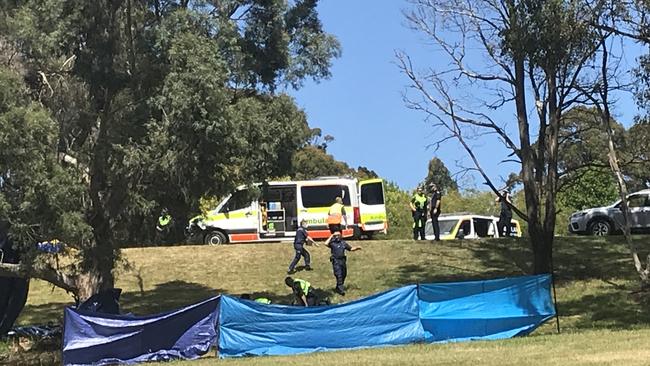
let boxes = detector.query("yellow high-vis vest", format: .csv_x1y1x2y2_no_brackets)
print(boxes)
327,203,344,225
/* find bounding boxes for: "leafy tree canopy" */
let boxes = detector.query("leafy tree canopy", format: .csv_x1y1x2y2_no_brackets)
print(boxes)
0,0,340,299
422,157,458,194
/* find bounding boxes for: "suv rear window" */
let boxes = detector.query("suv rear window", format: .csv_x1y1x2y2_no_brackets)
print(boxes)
301,185,351,208
627,194,649,208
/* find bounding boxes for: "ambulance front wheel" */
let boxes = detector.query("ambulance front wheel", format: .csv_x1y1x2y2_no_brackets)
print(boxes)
204,231,228,246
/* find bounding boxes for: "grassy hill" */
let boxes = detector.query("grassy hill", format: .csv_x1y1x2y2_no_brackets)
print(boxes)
7,236,650,364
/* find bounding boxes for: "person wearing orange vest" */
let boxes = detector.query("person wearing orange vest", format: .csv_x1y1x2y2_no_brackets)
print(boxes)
327,197,348,234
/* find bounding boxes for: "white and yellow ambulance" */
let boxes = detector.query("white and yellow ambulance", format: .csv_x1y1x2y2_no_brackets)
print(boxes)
187,177,387,245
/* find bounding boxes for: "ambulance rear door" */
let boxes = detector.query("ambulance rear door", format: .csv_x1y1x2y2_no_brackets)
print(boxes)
358,179,387,234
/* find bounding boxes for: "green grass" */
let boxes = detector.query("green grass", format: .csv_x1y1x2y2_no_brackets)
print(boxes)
157,329,650,366
6,236,650,364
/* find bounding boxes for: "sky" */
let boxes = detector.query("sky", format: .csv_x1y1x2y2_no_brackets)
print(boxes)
288,0,645,192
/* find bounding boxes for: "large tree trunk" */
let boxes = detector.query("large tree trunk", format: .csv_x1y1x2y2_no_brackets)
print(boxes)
539,70,562,274
514,57,553,274
77,1,125,301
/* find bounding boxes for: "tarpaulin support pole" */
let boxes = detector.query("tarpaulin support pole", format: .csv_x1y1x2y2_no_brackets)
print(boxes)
550,255,561,334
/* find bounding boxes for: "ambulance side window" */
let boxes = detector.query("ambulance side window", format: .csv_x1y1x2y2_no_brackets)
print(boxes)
220,190,250,213
301,185,351,207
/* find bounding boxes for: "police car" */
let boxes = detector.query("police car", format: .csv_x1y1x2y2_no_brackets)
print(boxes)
425,213,521,240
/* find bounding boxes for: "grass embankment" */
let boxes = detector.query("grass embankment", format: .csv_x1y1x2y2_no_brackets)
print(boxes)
164,329,650,366
8,236,650,365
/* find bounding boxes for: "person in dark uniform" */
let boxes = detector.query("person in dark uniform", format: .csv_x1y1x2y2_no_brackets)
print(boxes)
429,184,442,241
410,187,428,240
288,219,317,274
285,277,317,306
0,220,30,336
495,190,513,237
325,231,362,296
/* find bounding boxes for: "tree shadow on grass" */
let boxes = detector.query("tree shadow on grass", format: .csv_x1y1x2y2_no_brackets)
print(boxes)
386,262,520,289
20,279,339,328
559,288,650,329
449,236,650,331
383,237,650,331
120,281,223,315
19,301,71,325
469,237,650,284
384,240,530,289
18,281,222,324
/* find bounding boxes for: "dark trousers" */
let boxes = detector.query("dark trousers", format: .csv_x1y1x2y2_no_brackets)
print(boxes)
328,224,342,234
331,257,347,293
498,214,512,237
412,211,426,240
431,213,440,241
0,278,29,336
288,245,310,271
296,292,318,307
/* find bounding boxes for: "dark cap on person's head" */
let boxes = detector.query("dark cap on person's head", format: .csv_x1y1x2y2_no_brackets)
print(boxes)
284,277,294,287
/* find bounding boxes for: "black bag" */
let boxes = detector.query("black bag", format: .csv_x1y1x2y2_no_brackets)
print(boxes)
77,289,122,315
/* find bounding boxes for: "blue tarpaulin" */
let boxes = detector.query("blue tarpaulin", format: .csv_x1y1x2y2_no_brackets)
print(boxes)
62,275,555,365
62,296,220,365
218,285,424,357
418,275,555,342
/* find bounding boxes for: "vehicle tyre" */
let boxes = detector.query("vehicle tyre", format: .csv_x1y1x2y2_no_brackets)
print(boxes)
204,231,228,245
588,219,611,236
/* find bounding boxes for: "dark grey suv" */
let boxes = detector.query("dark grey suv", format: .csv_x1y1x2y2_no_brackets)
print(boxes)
568,189,650,236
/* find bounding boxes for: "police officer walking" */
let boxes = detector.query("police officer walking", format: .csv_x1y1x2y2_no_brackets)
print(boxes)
288,219,317,274
327,197,348,234
429,184,442,241
495,190,513,237
325,231,362,296
410,187,428,240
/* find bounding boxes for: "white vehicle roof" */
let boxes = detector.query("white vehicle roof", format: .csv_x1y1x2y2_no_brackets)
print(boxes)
434,213,498,221
235,176,363,190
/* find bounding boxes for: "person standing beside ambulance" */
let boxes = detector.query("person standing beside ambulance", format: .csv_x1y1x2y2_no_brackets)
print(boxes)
327,197,348,234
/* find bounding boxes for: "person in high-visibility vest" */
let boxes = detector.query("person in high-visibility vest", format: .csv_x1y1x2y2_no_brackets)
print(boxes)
327,197,348,234
254,297,272,304
240,294,272,304
410,187,428,240
156,209,172,232
285,277,317,306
